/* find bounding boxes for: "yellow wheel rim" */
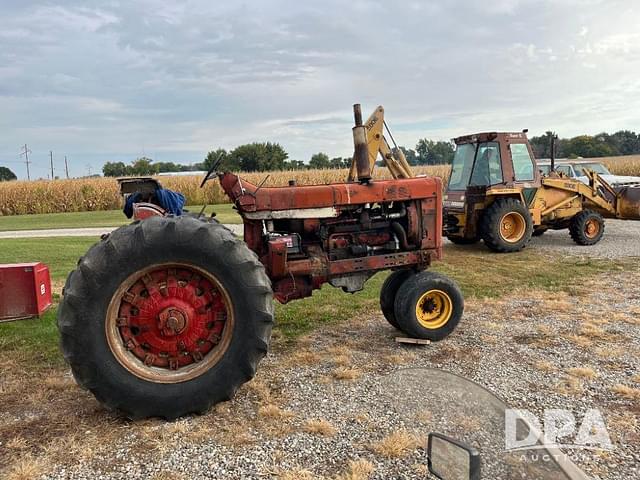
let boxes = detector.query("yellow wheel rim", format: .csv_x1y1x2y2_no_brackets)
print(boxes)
499,212,526,243
415,289,453,329
584,218,601,239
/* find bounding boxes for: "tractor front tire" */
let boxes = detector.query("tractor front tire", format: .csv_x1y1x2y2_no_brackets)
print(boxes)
480,198,533,253
57,216,274,420
569,210,605,245
394,271,464,341
380,270,414,329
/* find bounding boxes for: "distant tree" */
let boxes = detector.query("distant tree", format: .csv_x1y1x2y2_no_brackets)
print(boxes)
309,152,331,169
283,160,306,170
329,156,350,168
610,130,640,156
228,142,288,172
202,148,239,172
563,135,615,158
415,139,455,165
0,166,17,181
129,157,159,176
154,162,182,173
102,161,129,177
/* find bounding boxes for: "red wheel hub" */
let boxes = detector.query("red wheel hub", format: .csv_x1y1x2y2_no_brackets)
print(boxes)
115,267,229,371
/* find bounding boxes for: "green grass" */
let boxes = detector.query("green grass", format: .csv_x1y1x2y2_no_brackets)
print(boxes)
0,238,630,366
0,237,96,281
0,203,241,231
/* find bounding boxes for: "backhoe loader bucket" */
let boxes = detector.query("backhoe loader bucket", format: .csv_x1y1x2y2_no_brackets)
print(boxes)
616,185,640,220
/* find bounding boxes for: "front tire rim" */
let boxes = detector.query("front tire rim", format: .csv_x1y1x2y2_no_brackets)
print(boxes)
499,212,526,243
584,218,601,239
106,263,234,384
415,289,453,329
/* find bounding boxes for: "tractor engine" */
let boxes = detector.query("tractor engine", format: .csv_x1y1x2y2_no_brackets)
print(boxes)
218,172,443,303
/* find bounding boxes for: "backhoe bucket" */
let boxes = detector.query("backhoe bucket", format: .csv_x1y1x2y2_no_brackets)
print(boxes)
616,185,640,220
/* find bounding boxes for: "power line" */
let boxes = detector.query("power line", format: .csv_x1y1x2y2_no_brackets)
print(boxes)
19,144,32,180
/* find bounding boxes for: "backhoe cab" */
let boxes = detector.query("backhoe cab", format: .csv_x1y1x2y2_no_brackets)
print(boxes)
444,131,640,252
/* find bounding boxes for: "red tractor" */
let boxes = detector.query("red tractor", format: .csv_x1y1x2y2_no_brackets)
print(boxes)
57,105,464,419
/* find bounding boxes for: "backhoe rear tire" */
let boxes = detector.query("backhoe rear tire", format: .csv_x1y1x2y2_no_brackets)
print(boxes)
569,210,605,245
480,198,533,253
394,271,464,341
380,270,414,329
57,216,274,420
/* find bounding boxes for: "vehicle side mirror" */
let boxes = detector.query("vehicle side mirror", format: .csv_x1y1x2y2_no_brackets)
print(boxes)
427,433,480,480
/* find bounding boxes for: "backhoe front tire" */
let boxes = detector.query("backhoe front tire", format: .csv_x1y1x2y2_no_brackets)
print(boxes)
57,216,274,420
480,198,533,253
394,271,464,341
380,270,414,329
569,210,605,245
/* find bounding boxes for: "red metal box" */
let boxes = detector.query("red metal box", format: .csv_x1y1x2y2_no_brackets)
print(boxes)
0,262,53,322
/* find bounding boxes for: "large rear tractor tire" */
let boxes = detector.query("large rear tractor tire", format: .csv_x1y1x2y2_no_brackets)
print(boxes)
569,210,605,245
57,216,274,420
394,271,464,341
480,198,533,253
380,270,414,329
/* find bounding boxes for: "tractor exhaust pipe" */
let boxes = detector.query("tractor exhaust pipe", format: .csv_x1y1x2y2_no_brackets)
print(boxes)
352,104,371,184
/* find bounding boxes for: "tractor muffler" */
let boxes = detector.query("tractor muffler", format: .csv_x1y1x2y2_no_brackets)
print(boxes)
352,104,371,184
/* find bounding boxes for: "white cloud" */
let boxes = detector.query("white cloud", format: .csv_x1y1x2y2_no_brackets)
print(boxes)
0,0,639,178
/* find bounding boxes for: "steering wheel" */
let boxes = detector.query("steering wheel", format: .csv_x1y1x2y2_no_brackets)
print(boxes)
199,153,223,188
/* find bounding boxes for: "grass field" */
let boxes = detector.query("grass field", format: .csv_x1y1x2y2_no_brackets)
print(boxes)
0,203,241,231
0,236,629,368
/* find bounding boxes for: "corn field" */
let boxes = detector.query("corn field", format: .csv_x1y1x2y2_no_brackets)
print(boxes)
1,156,638,216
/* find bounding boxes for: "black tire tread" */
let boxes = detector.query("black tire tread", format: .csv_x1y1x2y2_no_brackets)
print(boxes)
480,197,533,253
380,270,414,329
569,210,605,246
57,216,273,420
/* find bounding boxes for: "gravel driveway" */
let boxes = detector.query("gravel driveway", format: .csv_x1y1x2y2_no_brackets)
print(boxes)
0,270,634,480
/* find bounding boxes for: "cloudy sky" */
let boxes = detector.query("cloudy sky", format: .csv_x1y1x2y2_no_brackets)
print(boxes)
1,0,639,179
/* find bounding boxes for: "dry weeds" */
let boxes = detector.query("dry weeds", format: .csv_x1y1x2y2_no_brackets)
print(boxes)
567,367,598,379
334,459,375,480
258,404,295,419
4,454,45,480
303,418,337,437
369,430,423,458
332,367,362,381
610,384,640,400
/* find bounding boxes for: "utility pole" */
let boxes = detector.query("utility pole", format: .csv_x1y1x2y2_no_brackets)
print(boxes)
50,150,54,179
64,156,69,179
20,144,32,180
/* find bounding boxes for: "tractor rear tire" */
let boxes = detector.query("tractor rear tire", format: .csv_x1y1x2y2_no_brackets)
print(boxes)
57,216,273,420
446,236,479,245
394,271,464,341
480,198,533,253
380,270,414,329
569,210,605,245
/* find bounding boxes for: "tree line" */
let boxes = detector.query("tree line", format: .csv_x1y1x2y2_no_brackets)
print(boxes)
530,130,640,159
102,138,457,176
92,129,640,178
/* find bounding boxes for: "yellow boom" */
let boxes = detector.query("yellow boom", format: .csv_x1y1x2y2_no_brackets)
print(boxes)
348,105,414,182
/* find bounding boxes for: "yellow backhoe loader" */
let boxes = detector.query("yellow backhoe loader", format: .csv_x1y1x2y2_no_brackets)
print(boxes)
347,111,640,254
